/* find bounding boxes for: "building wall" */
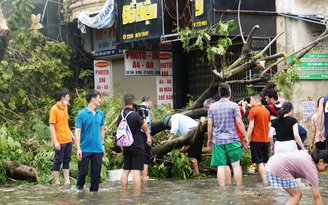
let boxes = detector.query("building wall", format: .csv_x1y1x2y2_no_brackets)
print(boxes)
111,58,158,105
276,0,328,135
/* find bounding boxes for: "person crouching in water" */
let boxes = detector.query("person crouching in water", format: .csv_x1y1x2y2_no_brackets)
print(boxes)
266,149,328,205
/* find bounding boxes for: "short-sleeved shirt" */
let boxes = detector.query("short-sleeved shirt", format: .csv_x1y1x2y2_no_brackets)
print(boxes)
117,107,144,151
266,151,319,188
49,102,72,144
311,112,326,142
247,104,271,142
75,107,104,153
208,98,241,145
272,116,297,142
170,113,198,136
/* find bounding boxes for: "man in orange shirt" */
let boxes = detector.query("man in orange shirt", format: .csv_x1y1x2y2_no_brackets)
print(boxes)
246,93,270,184
49,88,74,185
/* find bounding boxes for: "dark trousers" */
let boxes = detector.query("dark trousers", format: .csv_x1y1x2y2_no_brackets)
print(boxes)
53,142,73,171
76,152,103,192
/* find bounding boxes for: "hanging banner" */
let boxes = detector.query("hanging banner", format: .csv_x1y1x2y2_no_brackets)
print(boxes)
94,60,112,96
77,0,115,29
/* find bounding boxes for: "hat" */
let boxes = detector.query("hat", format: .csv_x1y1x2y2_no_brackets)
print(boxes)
163,115,172,127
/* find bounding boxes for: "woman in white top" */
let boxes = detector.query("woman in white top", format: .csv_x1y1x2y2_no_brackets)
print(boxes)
269,102,305,154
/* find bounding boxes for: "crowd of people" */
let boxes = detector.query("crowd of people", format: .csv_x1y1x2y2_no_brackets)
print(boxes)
49,86,328,204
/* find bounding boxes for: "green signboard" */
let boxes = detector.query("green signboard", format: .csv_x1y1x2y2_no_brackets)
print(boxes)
296,53,328,79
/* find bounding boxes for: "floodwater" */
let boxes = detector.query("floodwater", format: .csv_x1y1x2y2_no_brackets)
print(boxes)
1,174,328,205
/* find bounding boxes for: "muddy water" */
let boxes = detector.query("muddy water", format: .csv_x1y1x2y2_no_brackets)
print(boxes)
1,174,328,205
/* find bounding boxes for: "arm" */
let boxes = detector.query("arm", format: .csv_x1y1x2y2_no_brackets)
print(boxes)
236,117,248,149
245,120,254,148
293,123,305,150
311,124,316,152
311,186,322,205
207,117,213,149
167,133,175,141
100,126,105,157
141,122,152,145
317,98,324,133
75,128,82,161
268,127,275,152
49,123,61,151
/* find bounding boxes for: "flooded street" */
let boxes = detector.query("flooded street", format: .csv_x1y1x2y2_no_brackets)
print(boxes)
1,174,328,205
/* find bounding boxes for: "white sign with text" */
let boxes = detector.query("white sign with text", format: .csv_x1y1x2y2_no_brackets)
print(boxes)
94,60,112,97
124,51,160,75
157,51,173,107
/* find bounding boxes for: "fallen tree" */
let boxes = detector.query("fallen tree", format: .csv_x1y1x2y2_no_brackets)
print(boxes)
3,159,36,181
150,0,328,159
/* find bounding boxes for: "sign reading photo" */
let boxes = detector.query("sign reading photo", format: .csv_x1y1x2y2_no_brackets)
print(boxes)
94,60,112,96
124,51,160,75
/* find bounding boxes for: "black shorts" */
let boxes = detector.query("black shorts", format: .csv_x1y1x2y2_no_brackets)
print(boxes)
142,132,151,164
250,142,269,164
316,140,327,150
123,149,144,170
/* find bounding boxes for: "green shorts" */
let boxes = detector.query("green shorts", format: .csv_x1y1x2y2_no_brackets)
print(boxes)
211,142,243,166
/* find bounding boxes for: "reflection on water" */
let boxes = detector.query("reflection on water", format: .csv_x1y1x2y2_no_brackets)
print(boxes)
1,174,328,205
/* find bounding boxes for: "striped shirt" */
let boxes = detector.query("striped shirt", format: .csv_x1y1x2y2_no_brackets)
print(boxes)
208,98,241,145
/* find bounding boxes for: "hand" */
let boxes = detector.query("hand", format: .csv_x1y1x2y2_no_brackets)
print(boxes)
71,136,75,144
77,148,82,161
161,140,167,145
318,131,324,141
54,142,61,151
102,147,106,158
207,139,213,150
243,137,249,150
147,137,152,146
310,143,315,152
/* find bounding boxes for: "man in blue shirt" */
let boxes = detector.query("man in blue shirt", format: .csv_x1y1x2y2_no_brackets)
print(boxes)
75,90,105,192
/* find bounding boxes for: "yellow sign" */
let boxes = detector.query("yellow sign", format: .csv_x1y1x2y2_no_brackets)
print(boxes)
122,0,158,25
195,0,204,17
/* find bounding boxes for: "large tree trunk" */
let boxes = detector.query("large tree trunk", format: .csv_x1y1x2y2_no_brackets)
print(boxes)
4,159,36,181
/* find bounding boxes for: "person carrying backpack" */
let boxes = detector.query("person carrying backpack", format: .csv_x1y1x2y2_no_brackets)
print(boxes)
117,94,151,190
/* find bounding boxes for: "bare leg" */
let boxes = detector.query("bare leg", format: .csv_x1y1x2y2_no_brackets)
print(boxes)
53,170,60,185
190,158,199,174
63,169,70,185
257,163,267,183
284,188,302,205
132,170,142,190
231,160,242,186
224,166,231,185
217,166,226,186
120,170,130,190
142,164,149,181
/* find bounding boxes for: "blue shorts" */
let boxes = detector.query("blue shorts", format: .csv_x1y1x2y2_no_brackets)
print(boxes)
266,172,297,189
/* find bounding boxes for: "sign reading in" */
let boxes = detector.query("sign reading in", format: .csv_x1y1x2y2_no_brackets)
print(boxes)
296,53,328,79
124,51,160,75
94,60,112,96
93,25,123,57
157,51,173,107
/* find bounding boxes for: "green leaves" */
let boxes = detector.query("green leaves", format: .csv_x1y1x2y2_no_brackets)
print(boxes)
275,66,300,100
178,20,236,63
